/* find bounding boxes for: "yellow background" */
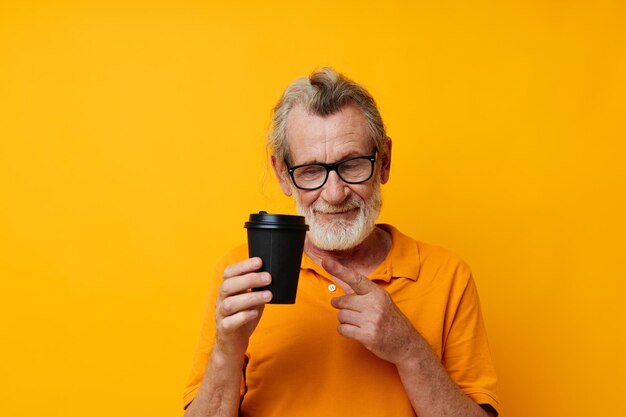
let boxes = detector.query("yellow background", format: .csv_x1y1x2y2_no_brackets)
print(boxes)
1,1,624,416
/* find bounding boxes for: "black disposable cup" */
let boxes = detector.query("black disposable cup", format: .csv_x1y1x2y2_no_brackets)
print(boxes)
244,211,309,304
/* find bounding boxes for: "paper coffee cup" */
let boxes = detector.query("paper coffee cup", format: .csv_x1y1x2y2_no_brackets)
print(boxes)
244,211,308,304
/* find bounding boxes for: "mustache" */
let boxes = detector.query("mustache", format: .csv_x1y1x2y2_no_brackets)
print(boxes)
311,198,362,214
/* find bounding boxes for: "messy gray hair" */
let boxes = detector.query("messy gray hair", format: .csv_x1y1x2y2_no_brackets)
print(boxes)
268,67,388,166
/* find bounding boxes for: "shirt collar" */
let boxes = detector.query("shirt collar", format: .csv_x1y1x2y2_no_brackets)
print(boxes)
301,224,420,282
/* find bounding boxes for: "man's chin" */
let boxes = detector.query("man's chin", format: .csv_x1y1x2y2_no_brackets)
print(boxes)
313,217,353,230
307,221,370,251
308,235,362,251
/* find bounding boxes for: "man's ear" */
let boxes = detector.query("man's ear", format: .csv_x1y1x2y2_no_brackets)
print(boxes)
271,155,293,196
380,138,392,184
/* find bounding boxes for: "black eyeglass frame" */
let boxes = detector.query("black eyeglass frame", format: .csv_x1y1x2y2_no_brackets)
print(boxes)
286,153,377,191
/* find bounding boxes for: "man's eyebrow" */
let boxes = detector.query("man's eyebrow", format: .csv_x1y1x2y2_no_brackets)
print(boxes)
296,151,369,166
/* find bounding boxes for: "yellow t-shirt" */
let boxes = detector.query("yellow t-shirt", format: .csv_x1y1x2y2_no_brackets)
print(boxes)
184,224,499,416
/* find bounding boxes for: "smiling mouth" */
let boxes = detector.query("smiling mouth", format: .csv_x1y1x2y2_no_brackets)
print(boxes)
315,207,358,216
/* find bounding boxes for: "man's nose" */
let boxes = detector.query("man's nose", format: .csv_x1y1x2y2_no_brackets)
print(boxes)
321,171,349,204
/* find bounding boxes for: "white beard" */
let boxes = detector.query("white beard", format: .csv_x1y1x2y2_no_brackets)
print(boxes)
293,184,382,251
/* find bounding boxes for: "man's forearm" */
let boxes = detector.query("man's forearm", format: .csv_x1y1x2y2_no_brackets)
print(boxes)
184,348,244,417
396,334,489,417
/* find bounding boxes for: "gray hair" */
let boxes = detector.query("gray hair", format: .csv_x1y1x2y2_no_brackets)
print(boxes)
268,67,388,166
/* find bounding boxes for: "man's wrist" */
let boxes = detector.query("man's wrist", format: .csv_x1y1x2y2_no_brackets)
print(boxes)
210,345,246,370
394,330,435,373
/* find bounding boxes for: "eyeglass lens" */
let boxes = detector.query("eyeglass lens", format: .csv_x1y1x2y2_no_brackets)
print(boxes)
291,157,373,189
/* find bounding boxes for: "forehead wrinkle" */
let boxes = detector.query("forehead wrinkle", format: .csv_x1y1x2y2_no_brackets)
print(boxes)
285,103,370,165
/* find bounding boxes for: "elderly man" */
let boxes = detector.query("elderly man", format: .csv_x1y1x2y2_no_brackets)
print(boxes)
183,68,499,417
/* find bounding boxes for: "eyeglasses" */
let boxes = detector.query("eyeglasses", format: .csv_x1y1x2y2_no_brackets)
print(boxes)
286,154,376,191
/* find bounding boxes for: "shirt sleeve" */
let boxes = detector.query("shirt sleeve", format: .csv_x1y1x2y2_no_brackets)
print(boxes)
442,271,500,415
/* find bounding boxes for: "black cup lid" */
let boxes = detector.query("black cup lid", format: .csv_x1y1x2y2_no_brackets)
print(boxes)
244,211,309,231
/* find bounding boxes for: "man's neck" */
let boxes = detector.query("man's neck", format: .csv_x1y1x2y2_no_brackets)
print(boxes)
304,226,392,277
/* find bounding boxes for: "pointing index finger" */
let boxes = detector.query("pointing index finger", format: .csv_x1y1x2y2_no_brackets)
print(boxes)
321,258,374,295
